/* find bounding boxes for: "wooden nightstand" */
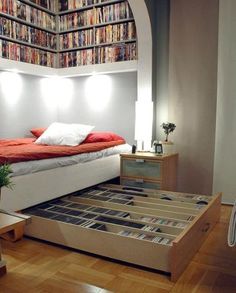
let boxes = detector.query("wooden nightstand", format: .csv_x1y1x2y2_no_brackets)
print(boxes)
120,152,178,191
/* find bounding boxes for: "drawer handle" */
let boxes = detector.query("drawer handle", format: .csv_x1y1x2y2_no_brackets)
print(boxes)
135,179,144,183
135,159,145,163
202,222,210,233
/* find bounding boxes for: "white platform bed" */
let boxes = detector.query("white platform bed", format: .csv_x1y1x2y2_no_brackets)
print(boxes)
0,154,121,212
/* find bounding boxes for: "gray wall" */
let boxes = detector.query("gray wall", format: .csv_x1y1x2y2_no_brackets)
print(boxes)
168,0,219,194
213,0,236,204
145,0,170,141
0,71,137,144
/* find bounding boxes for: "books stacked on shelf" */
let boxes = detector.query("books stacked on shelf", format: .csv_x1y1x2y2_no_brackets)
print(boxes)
140,216,188,229
0,39,56,67
95,21,136,44
59,28,93,50
29,0,57,12
118,230,173,245
95,2,133,24
59,48,93,67
59,2,133,32
58,0,110,12
0,0,56,31
59,8,94,32
0,16,56,49
95,42,137,64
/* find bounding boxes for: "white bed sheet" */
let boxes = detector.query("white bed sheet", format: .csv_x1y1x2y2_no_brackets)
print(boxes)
10,143,131,177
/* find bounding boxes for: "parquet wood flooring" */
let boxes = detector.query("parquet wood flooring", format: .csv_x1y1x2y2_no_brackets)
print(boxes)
0,205,236,292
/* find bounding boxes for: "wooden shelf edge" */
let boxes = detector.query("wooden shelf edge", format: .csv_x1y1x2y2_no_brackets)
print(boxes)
0,58,137,77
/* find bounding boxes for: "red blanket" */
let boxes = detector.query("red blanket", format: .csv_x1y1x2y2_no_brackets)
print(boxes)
0,138,125,164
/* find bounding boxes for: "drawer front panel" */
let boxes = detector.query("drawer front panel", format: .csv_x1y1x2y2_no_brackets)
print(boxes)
121,178,161,190
122,159,162,180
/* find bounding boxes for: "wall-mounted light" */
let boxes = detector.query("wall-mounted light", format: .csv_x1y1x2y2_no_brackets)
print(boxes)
85,75,112,111
40,77,73,110
0,71,22,106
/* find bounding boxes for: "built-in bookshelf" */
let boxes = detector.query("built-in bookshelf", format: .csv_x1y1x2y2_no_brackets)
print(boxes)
0,0,137,71
58,0,137,68
0,0,57,67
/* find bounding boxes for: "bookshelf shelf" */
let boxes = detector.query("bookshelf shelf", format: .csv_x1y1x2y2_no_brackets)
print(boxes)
59,18,135,34
0,12,56,34
19,0,57,15
0,57,137,77
0,35,57,53
59,39,136,53
23,184,222,282
58,0,125,15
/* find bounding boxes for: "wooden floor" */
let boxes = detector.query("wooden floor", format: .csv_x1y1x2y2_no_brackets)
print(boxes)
0,205,236,292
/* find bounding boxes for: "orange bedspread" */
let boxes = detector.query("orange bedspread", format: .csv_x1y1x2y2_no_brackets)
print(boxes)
0,138,125,164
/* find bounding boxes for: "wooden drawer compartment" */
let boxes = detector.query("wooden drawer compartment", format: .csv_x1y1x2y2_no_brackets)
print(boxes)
120,153,178,191
121,158,162,180
23,184,221,281
121,177,161,190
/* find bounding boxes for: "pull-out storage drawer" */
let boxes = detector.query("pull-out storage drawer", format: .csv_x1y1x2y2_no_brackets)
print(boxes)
23,184,221,281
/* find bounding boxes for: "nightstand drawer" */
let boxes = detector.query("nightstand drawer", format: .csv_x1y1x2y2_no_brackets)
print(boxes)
121,178,161,190
121,158,162,180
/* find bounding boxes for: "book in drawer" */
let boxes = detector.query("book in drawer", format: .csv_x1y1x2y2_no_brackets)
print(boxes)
23,184,221,281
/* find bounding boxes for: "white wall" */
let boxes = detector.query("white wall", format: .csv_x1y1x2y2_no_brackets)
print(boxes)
0,71,57,138
213,0,236,204
0,71,137,144
58,72,137,144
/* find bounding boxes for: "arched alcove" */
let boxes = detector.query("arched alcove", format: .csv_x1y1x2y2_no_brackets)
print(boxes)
128,0,152,102
128,0,153,149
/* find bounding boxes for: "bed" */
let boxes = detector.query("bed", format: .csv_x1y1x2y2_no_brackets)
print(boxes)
0,130,131,212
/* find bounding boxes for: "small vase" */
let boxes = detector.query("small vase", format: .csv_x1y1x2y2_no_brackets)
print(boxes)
159,141,175,154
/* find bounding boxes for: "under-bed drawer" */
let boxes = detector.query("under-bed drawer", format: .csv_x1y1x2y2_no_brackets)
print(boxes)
23,184,221,281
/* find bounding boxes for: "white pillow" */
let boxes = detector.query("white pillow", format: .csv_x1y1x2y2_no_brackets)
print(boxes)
35,122,94,146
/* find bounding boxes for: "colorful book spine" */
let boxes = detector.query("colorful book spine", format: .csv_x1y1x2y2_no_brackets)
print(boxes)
0,0,56,31
0,16,56,49
0,38,56,67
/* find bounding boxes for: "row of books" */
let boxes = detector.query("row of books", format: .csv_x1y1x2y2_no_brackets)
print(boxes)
0,16,56,49
0,0,56,31
96,2,133,23
29,0,57,12
0,39,56,67
59,43,137,67
95,22,136,44
94,43,137,64
59,22,135,50
59,28,93,49
59,48,93,67
59,0,111,12
59,2,133,31
118,230,173,245
59,8,94,31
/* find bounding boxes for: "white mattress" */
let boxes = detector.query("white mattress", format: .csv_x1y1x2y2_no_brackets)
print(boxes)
10,143,131,177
